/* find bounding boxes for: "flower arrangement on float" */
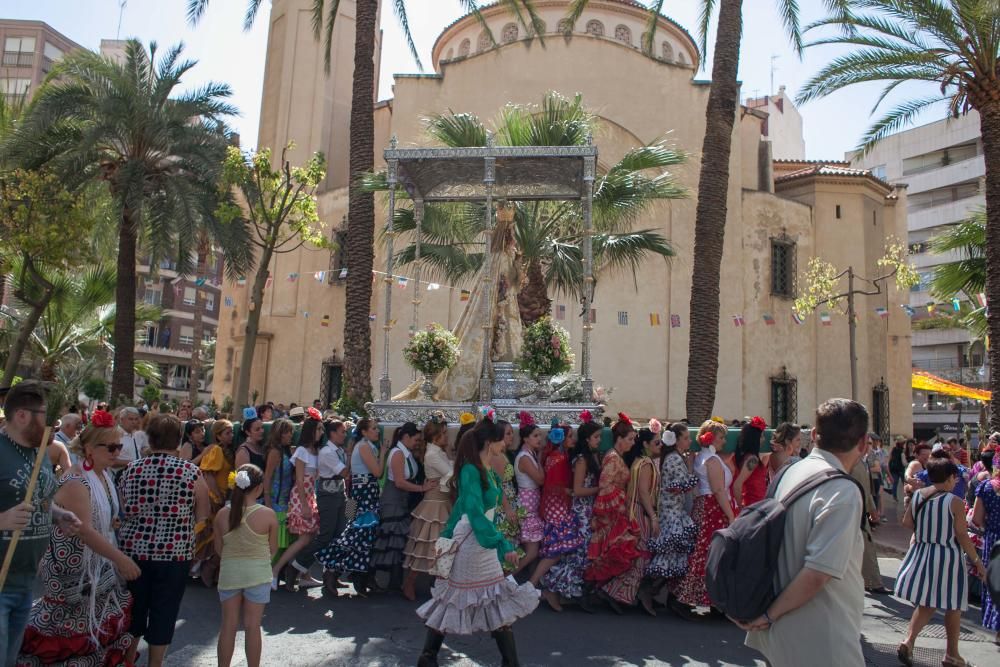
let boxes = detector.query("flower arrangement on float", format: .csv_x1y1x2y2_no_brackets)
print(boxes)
402,323,460,399
518,316,574,399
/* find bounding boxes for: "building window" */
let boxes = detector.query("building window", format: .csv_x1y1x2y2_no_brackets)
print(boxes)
501,23,518,43
0,78,31,97
143,286,162,306
585,20,605,37
870,164,887,181
183,286,196,306
617,311,629,326
835,204,842,219
3,37,35,67
330,228,348,280
614,25,632,46
677,51,688,65
141,324,158,346
770,367,798,425
171,363,191,389
205,292,215,312
458,39,471,57
662,41,674,61
872,380,890,443
557,19,573,34
771,236,796,298
477,30,492,52
178,326,195,347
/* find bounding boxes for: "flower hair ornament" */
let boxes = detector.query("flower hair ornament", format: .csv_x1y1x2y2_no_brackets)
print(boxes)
227,471,237,490
458,412,476,426
548,427,565,445
617,412,632,427
660,430,677,447
90,410,115,429
306,407,323,421
479,405,496,422
579,409,593,424
234,470,252,490
648,418,662,435
749,416,767,431
698,431,716,446
518,410,535,428
710,415,725,424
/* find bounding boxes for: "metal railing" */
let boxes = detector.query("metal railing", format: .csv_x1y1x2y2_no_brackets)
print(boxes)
2,51,34,67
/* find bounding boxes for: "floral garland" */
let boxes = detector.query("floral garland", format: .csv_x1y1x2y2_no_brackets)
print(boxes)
518,316,574,378
402,323,460,376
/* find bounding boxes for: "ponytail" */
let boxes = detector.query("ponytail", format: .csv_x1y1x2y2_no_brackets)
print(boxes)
228,464,264,533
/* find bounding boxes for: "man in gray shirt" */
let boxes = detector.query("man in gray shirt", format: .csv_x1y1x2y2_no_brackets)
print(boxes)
744,398,867,667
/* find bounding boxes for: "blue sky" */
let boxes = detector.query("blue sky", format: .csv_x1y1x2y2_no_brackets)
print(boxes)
3,1,948,160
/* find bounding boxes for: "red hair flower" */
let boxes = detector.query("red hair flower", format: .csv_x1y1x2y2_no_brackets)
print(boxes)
306,407,323,421
579,410,593,424
698,431,716,446
91,410,115,428
749,416,767,431
617,412,632,427
518,410,535,428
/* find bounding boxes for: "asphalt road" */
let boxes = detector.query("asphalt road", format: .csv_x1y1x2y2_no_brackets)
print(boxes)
160,558,998,667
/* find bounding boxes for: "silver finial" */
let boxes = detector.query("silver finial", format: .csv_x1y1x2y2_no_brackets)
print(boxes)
390,135,398,149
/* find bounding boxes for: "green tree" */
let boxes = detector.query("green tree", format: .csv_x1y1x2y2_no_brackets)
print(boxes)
1,40,236,403
217,145,328,408
567,0,850,420
797,0,1000,429
929,210,988,338
370,92,685,325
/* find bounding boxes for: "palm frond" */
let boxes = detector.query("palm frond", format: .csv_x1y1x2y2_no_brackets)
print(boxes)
696,0,717,63
857,95,951,154
391,0,423,70
424,111,489,147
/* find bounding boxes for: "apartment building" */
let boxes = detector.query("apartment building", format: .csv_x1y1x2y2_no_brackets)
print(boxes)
851,113,987,440
0,19,83,101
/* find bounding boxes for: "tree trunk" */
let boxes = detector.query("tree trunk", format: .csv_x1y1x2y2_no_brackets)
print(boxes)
979,102,1000,433
111,213,138,405
1,265,52,385
340,0,378,407
234,245,274,410
685,0,743,424
188,236,209,404
517,258,551,326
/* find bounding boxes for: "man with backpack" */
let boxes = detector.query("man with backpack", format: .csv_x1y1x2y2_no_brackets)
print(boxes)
742,398,868,667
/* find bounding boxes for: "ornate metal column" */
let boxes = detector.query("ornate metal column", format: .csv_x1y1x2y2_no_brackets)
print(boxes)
379,136,399,400
581,145,596,401
478,137,497,401
410,199,425,380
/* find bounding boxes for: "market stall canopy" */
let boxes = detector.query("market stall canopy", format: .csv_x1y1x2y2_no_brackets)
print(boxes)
911,369,991,402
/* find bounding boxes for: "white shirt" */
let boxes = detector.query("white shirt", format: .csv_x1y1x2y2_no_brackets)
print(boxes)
119,429,148,464
515,449,540,490
694,448,731,498
387,444,416,482
290,447,318,474
318,440,347,478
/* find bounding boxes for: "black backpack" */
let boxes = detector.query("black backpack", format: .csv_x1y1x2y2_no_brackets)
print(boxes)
705,466,865,622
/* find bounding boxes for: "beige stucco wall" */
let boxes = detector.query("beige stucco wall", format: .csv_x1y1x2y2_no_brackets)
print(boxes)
214,0,912,432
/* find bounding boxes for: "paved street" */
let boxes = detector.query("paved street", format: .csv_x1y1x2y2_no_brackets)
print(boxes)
161,556,998,667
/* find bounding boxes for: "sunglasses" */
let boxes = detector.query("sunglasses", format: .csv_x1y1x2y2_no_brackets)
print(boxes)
97,443,124,453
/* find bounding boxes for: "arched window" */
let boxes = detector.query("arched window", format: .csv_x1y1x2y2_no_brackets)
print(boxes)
661,41,674,61
677,51,688,65
501,22,518,43
585,20,604,37
477,30,492,52
446,48,454,60
458,39,471,57
557,19,573,34
614,25,632,46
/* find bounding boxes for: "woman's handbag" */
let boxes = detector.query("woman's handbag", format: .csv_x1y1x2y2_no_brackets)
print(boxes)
429,536,459,579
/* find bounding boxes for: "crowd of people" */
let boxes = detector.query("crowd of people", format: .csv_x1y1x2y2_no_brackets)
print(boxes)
1,383,999,667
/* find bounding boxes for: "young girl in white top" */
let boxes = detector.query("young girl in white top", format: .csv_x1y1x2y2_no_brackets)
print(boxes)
271,413,323,590
514,415,546,574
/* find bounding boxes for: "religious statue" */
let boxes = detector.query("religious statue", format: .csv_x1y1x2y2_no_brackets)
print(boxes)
394,203,522,401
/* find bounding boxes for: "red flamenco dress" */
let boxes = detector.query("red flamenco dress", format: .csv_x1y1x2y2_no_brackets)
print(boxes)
584,449,643,584
539,448,584,558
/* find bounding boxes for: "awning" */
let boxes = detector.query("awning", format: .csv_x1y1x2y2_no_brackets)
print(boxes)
911,369,991,402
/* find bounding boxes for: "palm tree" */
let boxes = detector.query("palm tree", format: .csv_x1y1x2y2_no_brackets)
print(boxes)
372,92,686,325
930,210,988,339
797,0,1000,429
1,40,235,403
567,0,849,420
188,0,546,410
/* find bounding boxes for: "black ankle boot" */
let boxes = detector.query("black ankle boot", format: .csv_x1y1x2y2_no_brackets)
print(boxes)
416,628,445,667
491,627,520,667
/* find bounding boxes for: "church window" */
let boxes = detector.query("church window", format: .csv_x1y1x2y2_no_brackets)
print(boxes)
477,30,492,52
502,23,518,43
458,39,471,57
770,368,797,425
614,25,632,46
662,41,674,61
557,19,573,34
585,20,604,37
677,51,688,65
771,235,796,298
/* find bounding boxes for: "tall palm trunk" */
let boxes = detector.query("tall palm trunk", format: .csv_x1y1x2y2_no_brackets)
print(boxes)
341,0,378,406
1,259,53,384
685,0,743,423
517,258,551,325
111,213,138,405
979,102,1000,432
234,245,274,409
188,235,209,404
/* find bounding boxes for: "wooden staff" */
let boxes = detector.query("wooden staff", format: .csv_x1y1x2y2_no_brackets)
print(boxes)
0,426,52,592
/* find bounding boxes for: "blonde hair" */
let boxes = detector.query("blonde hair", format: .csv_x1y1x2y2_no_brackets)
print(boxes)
697,420,727,444
211,419,234,442
71,421,120,458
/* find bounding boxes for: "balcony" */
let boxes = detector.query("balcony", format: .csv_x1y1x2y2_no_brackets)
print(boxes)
908,196,985,232
905,156,984,195
1,51,34,67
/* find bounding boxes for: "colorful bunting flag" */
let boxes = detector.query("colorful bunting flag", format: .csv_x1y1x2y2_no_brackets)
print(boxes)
902,304,915,317
460,289,471,302
314,271,326,282
927,302,935,314
875,307,889,319
792,312,805,325
287,272,299,282
303,311,309,318
732,314,745,327
237,277,247,286
321,315,330,327
427,283,440,290
339,268,348,279
670,314,681,328
265,275,273,289
820,312,832,326
977,293,988,308
952,298,961,312
397,276,409,288
555,304,566,320
763,313,775,326
369,313,377,321
649,313,661,326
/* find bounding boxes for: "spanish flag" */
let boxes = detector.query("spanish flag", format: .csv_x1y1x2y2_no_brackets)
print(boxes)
460,289,471,302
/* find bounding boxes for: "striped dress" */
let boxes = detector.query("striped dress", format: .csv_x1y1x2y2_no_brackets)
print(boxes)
894,490,967,611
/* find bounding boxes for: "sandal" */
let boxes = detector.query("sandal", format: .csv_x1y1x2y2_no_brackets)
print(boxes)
896,642,912,667
942,656,975,667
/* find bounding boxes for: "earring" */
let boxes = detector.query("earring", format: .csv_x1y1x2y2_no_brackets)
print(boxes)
82,457,93,471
